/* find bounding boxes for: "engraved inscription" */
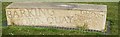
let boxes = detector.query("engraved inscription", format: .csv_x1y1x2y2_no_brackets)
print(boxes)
6,8,106,31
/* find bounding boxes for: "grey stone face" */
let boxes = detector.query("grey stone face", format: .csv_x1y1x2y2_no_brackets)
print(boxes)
6,2,107,31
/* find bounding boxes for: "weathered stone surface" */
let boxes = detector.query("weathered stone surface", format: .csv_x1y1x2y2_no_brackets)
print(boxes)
6,2,107,31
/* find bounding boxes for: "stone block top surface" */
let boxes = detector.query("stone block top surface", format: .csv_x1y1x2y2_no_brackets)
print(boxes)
6,2,107,11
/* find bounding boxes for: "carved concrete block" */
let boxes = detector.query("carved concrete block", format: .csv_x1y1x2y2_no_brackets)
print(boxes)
6,2,107,31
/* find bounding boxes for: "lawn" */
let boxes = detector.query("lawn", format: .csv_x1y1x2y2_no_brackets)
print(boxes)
1,2,118,35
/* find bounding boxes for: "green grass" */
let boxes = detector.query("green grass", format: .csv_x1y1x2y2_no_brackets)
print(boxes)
0,2,2,36
2,2,119,35
3,25,104,35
